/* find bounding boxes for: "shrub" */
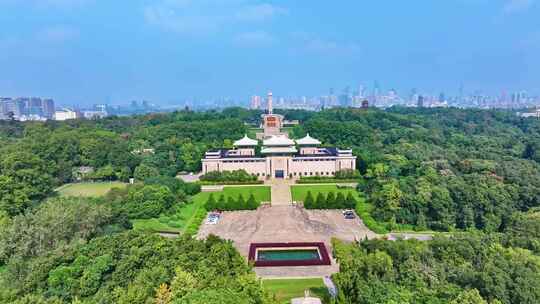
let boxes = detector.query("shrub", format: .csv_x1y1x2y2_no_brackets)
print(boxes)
168,221,183,228
246,194,259,210
145,176,201,198
315,193,326,209
226,197,237,211
334,169,361,179
123,185,175,219
205,194,217,211
326,192,336,208
304,191,315,209
345,192,357,209
184,207,207,236
335,192,346,209
216,195,226,211
184,183,202,195
355,201,388,234
237,194,246,210
200,170,257,184
134,164,159,181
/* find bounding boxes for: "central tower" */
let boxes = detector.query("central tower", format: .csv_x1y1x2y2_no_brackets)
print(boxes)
267,91,273,114
257,91,285,139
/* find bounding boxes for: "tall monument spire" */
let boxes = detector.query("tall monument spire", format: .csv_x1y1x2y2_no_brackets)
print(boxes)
267,91,273,114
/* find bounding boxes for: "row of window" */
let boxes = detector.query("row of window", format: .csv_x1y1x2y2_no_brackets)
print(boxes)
220,158,338,164
222,159,265,163
292,158,336,162
247,172,334,177
220,159,339,164
293,171,334,176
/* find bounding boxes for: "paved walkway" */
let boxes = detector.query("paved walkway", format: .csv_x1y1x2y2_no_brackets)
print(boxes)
323,276,337,298
386,233,434,241
265,179,294,205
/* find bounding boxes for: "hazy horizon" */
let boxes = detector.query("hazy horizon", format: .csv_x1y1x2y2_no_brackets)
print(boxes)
1,0,539,106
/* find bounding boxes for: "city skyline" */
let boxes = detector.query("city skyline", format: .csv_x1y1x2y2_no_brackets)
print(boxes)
1,1,539,105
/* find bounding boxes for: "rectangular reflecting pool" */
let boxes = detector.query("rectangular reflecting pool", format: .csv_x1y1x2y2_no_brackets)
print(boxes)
257,249,320,261
249,242,331,267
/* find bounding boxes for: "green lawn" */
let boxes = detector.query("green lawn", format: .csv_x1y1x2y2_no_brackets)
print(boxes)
291,184,361,202
57,182,127,198
133,186,270,234
263,278,330,304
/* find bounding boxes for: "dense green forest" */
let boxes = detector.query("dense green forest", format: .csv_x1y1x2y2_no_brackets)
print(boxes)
1,107,540,303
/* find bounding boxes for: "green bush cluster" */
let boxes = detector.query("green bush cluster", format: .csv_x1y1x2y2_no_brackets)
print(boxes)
332,234,540,304
204,193,259,211
298,169,360,183
184,207,208,236
355,202,389,234
303,191,357,210
1,232,276,303
296,178,359,184
200,169,258,183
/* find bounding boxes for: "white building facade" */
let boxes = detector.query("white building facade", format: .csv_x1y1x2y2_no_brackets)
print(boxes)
202,133,356,179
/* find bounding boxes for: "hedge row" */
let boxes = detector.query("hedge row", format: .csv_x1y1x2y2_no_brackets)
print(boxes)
204,193,260,211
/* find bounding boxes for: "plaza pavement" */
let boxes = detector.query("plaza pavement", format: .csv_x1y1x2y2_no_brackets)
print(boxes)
197,179,378,277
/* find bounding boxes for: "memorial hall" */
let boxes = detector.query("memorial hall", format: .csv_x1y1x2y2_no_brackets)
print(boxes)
202,93,356,179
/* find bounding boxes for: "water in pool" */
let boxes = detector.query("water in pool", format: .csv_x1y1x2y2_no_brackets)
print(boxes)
257,249,320,261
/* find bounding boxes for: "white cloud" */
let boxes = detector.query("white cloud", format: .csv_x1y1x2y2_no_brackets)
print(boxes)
0,0,91,9
503,0,535,13
143,5,223,35
235,3,287,22
291,32,361,55
234,31,275,47
143,1,287,35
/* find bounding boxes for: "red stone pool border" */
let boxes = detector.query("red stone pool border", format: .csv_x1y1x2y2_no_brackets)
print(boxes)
248,242,331,267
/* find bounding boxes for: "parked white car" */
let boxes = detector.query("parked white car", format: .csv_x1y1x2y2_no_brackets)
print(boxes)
206,212,221,225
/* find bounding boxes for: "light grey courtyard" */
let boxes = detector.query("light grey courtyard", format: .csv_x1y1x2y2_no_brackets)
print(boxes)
197,180,378,278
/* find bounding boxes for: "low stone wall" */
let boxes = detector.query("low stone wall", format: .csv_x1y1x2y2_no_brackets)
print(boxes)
201,185,225,192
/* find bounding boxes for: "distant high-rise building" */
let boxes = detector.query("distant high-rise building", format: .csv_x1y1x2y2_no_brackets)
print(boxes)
439,92,445,102
42,99,55,119
267,92,273,114
358,85,365,98
7,99,26,117
94,104,107,112
373,81,380,97
0,98,8,118
338,94,349,107
417,95,425,108
250,95,261,109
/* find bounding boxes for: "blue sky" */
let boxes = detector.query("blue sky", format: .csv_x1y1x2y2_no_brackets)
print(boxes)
0,0,538,105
